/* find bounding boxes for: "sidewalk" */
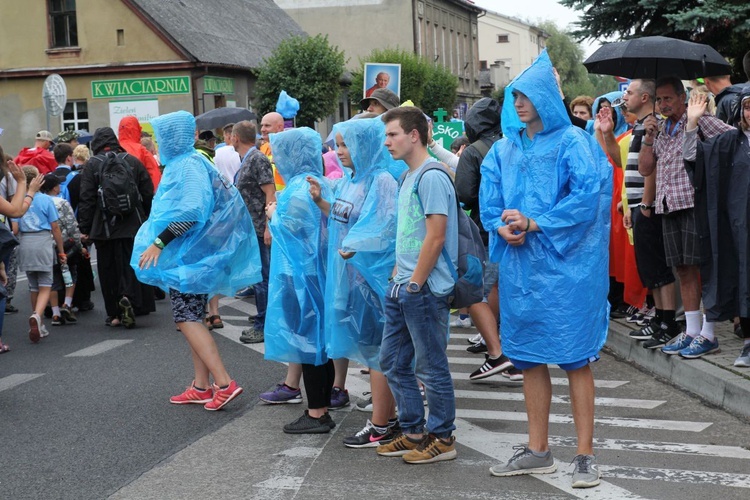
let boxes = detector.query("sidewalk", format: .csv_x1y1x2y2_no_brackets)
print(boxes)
605,318,750,421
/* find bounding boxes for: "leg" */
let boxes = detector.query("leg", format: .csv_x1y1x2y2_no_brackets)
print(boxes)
675,264,701,312
488,283,499,324
567,365,595,456
35,286,52,318
468,301,501,357
523,364,552,452
179,321,231,387
286,363,302,389
188,343,211,389
370,369,397,425
333,358,349,389
301,360,334,417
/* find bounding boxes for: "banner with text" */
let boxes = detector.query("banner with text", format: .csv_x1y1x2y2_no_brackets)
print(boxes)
109,100,159,133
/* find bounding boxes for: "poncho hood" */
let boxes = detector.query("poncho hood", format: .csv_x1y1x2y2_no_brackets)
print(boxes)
501,50,570,147
151,111,196,164
737,86,750,130
332,118,391,181
91,127,122,155
118,116,143,144
465,97,501,143
585,91,628,137
270,127,322,181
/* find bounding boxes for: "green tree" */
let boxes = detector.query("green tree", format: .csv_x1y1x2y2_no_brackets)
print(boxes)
350,48,458,115
560,0,750,79
255,35,346,128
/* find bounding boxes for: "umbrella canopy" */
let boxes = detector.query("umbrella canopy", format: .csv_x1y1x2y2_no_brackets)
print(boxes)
195,107,257,130
583,36,731,80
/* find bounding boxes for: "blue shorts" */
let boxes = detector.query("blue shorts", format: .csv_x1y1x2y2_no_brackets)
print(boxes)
510,354,600,372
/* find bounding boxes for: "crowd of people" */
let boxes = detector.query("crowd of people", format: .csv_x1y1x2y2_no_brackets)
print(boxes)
1,46,749,489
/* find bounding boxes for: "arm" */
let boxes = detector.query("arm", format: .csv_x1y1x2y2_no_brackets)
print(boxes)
138,220,196,269
50,221,67,264
455,148,481,210
428,139,459,172
683,92,707,161
306,176,331,217
597,107,622,168
0,162,43,218
261,183,276,246
410,213,446,288
638,115,658,176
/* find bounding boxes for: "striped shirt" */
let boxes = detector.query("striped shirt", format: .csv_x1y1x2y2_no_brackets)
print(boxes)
624,118,648,206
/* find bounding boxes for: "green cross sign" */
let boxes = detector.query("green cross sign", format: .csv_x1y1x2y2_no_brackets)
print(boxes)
431,107,463,154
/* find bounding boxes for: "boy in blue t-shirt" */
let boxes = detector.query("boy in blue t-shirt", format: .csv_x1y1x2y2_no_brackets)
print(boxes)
14,166,67,343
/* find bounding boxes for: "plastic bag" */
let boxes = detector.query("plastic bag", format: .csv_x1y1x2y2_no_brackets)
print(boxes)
276,90,300,119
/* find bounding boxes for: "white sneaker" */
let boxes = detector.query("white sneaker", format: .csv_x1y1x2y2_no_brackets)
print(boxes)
467,332,482,344
734,343,750,367
636,306,655,326
451,316,473,328
40,324,50,338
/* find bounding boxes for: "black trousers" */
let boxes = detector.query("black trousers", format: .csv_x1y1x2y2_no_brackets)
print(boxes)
95,238,154,318
301,359,335,410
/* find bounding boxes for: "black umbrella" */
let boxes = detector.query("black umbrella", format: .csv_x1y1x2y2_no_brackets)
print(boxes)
583,36,731,80
195,107,257,130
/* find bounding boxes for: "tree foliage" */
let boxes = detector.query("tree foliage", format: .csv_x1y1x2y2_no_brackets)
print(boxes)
255,35,346,128
350,48,458,116
560,0,750,80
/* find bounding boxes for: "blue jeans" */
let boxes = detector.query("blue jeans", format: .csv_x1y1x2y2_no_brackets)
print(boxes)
252,235,270,331
380,281,455,438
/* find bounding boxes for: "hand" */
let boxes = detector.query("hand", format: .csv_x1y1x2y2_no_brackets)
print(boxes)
623,212,632,229
8,161,25,183
264,225,272,247
80,234,89,242
138,244,162,269
338,249,356,260
687,92,707,128
427,120,434,144
306,176,321,202
58,254,67,264
498,224,526,246
81,247,90,259
640,206,652,218
456,144,466,156
616,200,623,214
28,174,45,195
0,266,7,287
265,201,277,220
598,106,614,135
643,115,658,139
500,209,529,233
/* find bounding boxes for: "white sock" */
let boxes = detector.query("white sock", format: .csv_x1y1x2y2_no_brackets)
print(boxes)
685,310,702,337
699,315,716,341
52,306,61,317
64,297,73,307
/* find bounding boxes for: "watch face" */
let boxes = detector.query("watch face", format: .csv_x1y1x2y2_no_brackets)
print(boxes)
408,282,420,292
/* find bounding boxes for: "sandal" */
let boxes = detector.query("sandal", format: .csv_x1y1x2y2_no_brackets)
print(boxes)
204,317,213,331
209,315,224,329
106,316,121,327
0,343,10,353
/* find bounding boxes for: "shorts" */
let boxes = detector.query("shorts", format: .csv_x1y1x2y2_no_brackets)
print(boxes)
510,354,600,372
26,270,54,292
662,208,701,267
482,260,499,302
51,262,78,292
632,209,676,289
169,289,208,324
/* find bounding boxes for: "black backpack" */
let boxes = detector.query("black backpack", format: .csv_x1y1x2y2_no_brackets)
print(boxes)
401,163,487,309
95,152,141,223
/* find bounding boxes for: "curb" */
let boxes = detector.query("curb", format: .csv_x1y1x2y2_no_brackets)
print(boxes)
605,320,750,422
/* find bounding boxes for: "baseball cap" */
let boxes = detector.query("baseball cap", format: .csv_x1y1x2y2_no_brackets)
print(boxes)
56,129,80,143
36,130,54,142
360,88,400,111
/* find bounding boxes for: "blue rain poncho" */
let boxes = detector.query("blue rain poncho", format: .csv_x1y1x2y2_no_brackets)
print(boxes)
131,111,261,296
585,91,629,137
479,50,612,365
265,127,332,366
324,118,398,370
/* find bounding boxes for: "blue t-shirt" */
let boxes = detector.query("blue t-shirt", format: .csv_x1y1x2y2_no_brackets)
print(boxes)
15,193,59,232
395,162,458,296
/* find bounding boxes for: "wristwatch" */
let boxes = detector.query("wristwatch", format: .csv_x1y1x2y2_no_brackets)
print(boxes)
638,203,653,211
153,237,165,249
407,281,422,293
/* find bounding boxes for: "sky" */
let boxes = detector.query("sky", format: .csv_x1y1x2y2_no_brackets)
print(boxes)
470,0,601,56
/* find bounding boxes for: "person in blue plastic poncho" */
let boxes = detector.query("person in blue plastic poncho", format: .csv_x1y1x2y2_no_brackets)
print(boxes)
585,90,628,138
263,127,336,434
134,110,262,411
306,117,401,448
479,50,612,487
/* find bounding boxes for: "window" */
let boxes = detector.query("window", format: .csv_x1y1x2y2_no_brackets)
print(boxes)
49,0,78,48
61,101,88,132
497,34,509,43
117,29,125,46
480,60,488,70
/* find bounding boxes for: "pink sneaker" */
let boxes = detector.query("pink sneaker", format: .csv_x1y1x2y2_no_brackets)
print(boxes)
204,380,243,411
170,381,214,404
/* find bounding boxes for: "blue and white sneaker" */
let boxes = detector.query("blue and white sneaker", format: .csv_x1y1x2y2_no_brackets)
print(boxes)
679,335,720,359
661,332,692,355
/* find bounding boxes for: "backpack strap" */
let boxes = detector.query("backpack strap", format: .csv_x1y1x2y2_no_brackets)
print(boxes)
412,163,460,282
470,137,492,160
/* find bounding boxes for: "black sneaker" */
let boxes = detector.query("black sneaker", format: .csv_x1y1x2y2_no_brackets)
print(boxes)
629,321,657,340
5,303,18,314
470,354,513,380
467,341,488,354
609,304,631,319
119,296,136,329
60,305,77,324
283,410,333,434
642,322,681,349
343,419,401,448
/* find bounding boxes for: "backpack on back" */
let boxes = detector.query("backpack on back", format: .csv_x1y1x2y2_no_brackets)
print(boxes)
402,163,487,308
95,152,141,223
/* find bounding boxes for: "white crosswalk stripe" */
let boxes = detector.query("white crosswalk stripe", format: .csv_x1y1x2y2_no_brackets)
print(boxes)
0,373,45,393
